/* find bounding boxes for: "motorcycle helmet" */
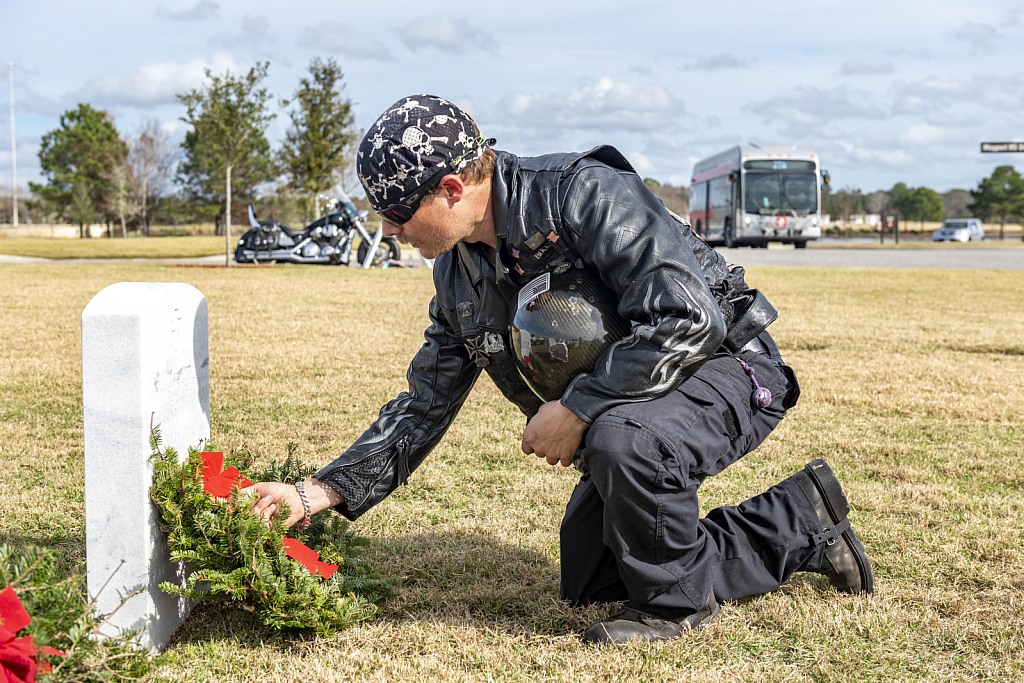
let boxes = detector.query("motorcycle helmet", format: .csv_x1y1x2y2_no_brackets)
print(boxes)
509,267,632,402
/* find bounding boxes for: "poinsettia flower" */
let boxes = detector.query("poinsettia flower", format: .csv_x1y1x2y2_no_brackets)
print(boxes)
281,538,338,580
0,586,66,683
200,452,253,499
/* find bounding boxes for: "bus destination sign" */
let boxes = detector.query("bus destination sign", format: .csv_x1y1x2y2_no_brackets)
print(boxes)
980,142,1024,153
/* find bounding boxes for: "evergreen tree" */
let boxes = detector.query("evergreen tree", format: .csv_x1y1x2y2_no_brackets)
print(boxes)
29,104,127,237
279,57,356,220
177,63,276,264
970,165,1024,240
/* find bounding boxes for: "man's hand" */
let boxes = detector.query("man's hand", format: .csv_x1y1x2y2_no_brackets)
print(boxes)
243,477,343,528
522,400,588,467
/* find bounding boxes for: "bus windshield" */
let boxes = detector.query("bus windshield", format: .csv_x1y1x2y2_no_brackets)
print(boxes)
744,172,818,214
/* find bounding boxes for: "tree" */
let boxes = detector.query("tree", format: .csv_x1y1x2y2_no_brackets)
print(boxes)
106,160,141,238
66,182,96,232
29,104,127,237
970,165,1024,241
127,119,178,236
177,63,276,265
941,189,973,219
279,57,356,220
910,187,944,228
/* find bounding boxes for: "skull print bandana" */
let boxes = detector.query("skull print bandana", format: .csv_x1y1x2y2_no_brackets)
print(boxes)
357,95,494,213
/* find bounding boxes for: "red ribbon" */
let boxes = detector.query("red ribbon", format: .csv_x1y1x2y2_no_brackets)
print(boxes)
281,538,337,580
0,587,66,683
200,452,253,499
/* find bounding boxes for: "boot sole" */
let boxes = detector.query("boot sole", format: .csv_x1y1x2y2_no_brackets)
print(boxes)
804,459,874,595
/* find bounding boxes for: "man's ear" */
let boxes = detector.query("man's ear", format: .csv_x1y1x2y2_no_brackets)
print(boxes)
437,174,466,204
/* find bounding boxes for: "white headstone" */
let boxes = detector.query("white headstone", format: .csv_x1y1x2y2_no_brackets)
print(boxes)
82,282,210,652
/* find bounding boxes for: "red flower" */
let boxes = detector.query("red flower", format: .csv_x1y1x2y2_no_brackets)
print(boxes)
200,452,253,499
281,538,338,580
0,587,65,683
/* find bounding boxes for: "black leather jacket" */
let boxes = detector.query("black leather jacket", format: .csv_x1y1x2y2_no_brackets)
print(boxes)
317,146,763,520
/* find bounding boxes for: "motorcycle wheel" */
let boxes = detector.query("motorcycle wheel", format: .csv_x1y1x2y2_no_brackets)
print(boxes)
357,237,401,267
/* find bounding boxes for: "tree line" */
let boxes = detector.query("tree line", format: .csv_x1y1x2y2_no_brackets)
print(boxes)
823,166,1024,238
25,57,357,238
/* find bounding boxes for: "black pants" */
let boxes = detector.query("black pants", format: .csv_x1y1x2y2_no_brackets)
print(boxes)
560,338,823,616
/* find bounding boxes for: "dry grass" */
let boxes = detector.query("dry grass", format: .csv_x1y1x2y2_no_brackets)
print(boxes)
1,263,1022,682
0,236,225,259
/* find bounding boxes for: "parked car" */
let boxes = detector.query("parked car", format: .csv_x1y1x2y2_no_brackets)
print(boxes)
932,218,985,242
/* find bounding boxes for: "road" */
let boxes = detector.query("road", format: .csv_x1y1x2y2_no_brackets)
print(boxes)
1,245,1021,270
715,244,1023,270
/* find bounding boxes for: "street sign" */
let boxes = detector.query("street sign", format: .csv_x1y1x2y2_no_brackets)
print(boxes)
981,142,1024,153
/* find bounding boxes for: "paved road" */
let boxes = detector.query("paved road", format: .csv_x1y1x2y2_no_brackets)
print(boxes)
717,245,1024,270
2,246,1021,270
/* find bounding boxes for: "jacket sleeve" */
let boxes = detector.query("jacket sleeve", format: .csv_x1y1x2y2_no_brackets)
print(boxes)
315,296,480,519
557,163,726,423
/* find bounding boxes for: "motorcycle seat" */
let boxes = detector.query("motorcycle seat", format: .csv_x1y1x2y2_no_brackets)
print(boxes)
260,221,304,238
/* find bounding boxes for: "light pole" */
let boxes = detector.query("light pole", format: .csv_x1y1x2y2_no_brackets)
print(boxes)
8,62,17,227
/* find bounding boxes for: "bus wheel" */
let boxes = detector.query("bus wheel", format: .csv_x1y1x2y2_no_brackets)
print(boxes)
794,240,807,249
724,221,737,248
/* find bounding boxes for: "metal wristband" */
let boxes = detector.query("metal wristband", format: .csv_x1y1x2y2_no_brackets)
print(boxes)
294,481,312,530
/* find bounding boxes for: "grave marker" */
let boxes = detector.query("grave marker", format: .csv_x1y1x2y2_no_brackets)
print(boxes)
82,282,210,651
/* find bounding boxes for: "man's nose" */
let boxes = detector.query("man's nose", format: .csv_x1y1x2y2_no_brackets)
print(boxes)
381,220,401,237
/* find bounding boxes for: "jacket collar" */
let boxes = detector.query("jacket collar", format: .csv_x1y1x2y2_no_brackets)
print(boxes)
490,150,519,243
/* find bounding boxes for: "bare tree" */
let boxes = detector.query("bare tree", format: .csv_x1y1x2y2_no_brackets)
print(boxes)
866,190,890,216
106,159,141,238
127,119,177,236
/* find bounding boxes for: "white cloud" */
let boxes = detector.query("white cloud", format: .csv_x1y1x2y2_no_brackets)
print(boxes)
893,72,1024,114
840,58,896,76
400,15,496,54
210,14,272,50
898,123,949,146
686,53,747,71
948,21,998,49
75,52,245,107
155,1,219,21
296,23,395,61
747,86,886,125
628,151,655,174
501,77,684,133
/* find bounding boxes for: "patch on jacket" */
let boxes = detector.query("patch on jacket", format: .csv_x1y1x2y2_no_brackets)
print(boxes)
457,302,474,318
465,332,505,367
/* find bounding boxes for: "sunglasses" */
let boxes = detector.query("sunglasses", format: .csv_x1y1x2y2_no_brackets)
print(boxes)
376,136,493,226
377,158,456,226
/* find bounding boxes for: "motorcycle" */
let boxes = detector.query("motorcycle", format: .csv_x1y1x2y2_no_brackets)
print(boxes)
234,190,401,267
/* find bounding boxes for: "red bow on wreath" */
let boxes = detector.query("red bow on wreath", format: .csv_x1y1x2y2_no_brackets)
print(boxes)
281,538,338,580
200,452,253,499
0,586,66,683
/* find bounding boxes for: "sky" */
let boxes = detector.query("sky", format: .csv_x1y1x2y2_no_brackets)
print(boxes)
2,0,1024,196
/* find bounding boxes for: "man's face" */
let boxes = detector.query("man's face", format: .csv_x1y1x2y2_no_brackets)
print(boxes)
381,189,465,260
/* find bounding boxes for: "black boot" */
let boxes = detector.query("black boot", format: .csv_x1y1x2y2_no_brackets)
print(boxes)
794,459,874,595
583,590,720,644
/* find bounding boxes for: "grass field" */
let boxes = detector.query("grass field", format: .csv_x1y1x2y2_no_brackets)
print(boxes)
0,236,226,259
1,263,1022,682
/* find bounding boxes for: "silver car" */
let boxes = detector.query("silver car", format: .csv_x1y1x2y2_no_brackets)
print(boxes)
932,218,985,242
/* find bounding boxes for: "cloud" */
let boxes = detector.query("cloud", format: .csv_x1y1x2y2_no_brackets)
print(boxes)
155,0,219,21
893,72,1024,114
840,58,896,76
400,15,496,54
500,77,684,133
628,64,654,77
211,14,272,50
898,123,950,146
948,21,998,49
296,23,395,61
829,140,914,168
747,86,886,126
75,52,245,107
685,53,747,71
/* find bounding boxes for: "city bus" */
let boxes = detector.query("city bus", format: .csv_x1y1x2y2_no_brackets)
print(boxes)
689,144,824,248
